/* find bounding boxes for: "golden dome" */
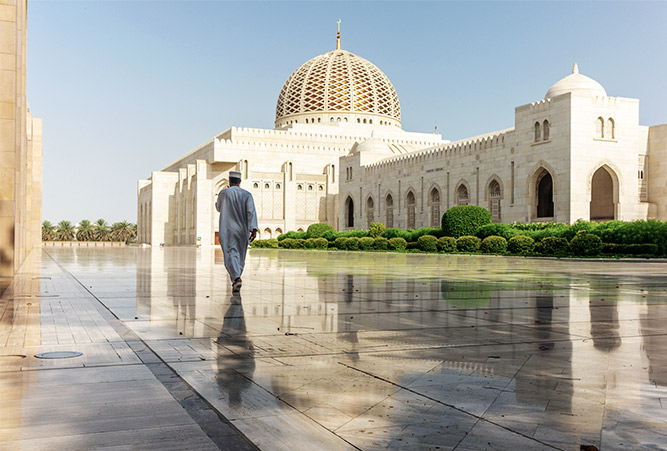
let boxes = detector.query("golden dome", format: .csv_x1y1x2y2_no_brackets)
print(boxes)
275,49,401,128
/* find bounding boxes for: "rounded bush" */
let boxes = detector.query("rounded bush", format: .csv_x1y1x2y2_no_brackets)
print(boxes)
312,238,328,249
507,235,535,254
456,235,481,253
475,223,517,240
437,236,456,253
442,206,492,238
368,222,386,238
480,236,508,254
306,223,334,239
535,236,569,255
278,231,307,241
321,230,338,241
346,237,360,250
569,230,603,256
387,237,407,251
383,228,411,240
304,238,317,249
334,237,349,250
417,235,438,252
373,237,388,250
279,238,298,249
358,237,375,250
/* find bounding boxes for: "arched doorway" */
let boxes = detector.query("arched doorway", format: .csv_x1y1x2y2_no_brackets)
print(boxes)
590,167,615,221
345,196,354,228
536,171,554,218
430,188,440,227
406,192,416,228
385,194,394,227
366,197,374,228
488,180,501,223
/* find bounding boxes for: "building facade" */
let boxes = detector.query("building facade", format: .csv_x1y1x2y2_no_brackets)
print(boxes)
0,0,43,294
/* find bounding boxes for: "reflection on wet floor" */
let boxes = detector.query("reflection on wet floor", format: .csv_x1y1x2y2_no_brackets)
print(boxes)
2,247,667,450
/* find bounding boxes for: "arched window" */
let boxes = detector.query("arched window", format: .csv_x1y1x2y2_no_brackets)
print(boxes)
343,117,348,122
253,182,259,189
263,228,272,239
369,119,373,124
596,117,604,138
534,122,541,142
275,183,281,189
366,197,375,228
406,191,416,229
318,118,321,123
308,185,313,191
488,180,502,223
385,194,394,228
275,228,283,235
357,118,360,123
305,119,308,124
536,171,554,218
337,117,341,122
330,117,334,123
345,196,354,228
542,120,550,141
297,184,303,190
264,183,270,189
456,184,469,206
607,118,615,139
363,119,367,124
430,188,441,227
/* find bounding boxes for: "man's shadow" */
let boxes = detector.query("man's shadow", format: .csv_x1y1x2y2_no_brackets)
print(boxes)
214,295,256,407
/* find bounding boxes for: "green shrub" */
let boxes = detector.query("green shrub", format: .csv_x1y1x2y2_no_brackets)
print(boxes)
507,235,535,254
442,206,492,238
334,237,349,250
480,236,508,254
406,241,420,250
373,237,388,250
535,237,569,255
306,223,334,239
311,238,328,249
337,229,369,238
358,237,375,250
304,238,316,249
279,238,298,249
475,223,517,240
368,222,386,238
602,243,660,255
347,237,360,250
251,238,279,249
387,237,407,250
408,227,444,242
322,230,338,241
417,235,438,252
456,235,481,253
569,230,603,256
277,231,307,241
383,228,411,241
437,236,457,253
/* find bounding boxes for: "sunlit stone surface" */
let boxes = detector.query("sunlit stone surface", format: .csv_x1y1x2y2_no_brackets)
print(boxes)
2,247,667,450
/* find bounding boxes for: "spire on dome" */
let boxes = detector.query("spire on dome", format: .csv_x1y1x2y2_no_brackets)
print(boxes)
572,62,579,74
336,19,341,50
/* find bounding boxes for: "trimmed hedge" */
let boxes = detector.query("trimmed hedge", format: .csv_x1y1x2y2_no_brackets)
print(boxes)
417,235,438,252
347,237,360,250
250,238,278,248
373,237,389,250
279,238,307,249
480,236,507,254
442,206,492,238
334,237,349,250
306,223,334,239
476,223,517,240
456,235,481,253
602,243,659,255
535,237,569,255
437,236,457,253
507,235,535,254
277,231,307,241
358,237,375,250
569,230,603,256
369,222,386,238
388,237,407,250
304,238,328,249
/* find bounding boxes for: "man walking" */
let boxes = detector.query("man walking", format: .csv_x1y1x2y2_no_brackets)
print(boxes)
215,171,258,293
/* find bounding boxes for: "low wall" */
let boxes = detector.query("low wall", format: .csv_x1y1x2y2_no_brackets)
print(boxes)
42,241,126,247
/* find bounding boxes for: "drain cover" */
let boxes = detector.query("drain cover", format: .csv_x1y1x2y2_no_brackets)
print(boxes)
35,351,82,359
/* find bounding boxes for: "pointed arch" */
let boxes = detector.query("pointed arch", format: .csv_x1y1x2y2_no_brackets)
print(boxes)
405,189,417,229
596,117,605,138
384,191,395,228
542,120,550,141
366,195,375,228
606,117,615,139
427,183,442,227
587,162,621,221
486,175,504,223
344,195,355,228
455,180,470,206
534,122,541,142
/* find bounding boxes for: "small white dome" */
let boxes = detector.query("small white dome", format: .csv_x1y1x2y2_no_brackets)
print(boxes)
350,137,391,155
545,63,606,99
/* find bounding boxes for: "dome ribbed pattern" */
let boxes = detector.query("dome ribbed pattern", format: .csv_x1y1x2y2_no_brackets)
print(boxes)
275,49,401,123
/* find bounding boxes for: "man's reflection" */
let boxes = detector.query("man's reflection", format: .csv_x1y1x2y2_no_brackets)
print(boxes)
214,295,255,407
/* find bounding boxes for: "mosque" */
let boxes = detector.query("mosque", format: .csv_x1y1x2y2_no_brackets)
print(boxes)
137,27,667,246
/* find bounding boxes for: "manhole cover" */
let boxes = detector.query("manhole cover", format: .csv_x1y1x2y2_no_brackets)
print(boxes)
35,351,83,359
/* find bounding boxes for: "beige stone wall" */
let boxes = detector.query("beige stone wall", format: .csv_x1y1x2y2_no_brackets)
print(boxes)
647,124,667,219
0,0,42,292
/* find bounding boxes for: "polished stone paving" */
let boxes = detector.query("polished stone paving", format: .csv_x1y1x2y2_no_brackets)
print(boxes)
2,247,667,450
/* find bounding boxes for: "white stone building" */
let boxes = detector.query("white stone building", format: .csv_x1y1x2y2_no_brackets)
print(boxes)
340,63,667,230
139,36,667,246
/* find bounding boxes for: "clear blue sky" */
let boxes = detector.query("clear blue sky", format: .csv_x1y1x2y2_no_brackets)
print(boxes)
28,1,667,224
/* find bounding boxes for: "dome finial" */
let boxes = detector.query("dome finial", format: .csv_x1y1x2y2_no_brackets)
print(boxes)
572,62,579,74
336,19,341,50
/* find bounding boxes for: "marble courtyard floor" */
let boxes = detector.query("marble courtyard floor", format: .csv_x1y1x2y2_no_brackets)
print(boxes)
2,247,667,450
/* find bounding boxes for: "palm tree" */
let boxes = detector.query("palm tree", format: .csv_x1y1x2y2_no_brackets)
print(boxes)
42,220,56,241
56,220,76,241
76,220,95,241
94,219,110,241
110,220,135,242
